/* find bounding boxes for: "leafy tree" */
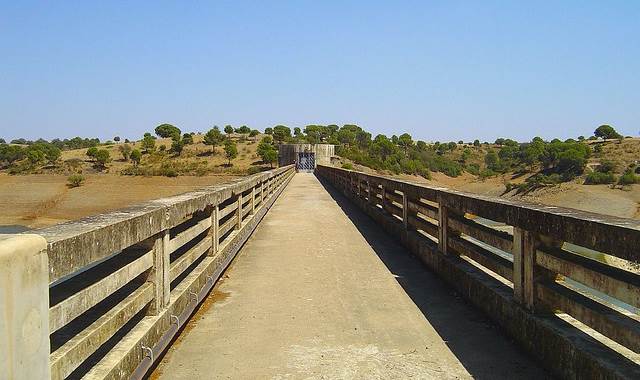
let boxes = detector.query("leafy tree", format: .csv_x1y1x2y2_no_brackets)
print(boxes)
473,139,480,147
0,138,5,144
337,128,356,146
224,125,234,135
485,150,500,171
171,139,184,155
155,124,181,140
355,130,372,149
204,126,224,153
371,134,395,160
86,146,99,160
28,143,61,165
182,133,193,145
224,139,238,165
293,127,302,137
25,148,45,165
114,136,121,142
142,133,156,153
94,149,111,169
594,125,622,140
130,149,142,165
495,138,506,145
398,133,414,154
119,144,132,161
249,129,260,141
235,125,251,134
0,144,24,167
272,125,291,144
264,127,273,135
257,136,278,167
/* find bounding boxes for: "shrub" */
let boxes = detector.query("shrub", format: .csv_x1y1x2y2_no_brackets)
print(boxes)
94,149,111,169
466,163,480,175
341,163,354,170
597,160,617,173
119,144,132,161
584,172,616,185
67,174,85,188
618,172,640,185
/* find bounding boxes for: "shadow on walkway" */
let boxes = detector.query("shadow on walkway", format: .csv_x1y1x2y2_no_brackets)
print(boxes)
315,174,551,380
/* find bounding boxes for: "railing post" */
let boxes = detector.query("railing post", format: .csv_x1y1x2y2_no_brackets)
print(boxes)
0,234,50,380
513,228,555,312
437,194,449,254
236,193,243,229
402,188,415,230
260,180,264,205
210,204,219,255
381,184,387,211
147,229,170,315
250,186,256,214
367,180,373,205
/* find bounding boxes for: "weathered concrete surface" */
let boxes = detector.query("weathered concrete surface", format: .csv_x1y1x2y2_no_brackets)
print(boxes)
0,234,50,380
153,173,546,379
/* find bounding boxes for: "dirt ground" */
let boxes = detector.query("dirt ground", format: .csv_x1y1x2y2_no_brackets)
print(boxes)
0,173,237,228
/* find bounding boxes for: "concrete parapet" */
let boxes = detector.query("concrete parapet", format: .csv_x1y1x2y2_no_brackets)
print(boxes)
0,234,50,380
317,164,640,380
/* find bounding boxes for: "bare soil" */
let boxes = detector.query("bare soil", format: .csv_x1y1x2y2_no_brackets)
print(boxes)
0,173,237,228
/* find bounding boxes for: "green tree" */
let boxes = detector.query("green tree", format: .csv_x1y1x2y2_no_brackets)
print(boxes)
224,125,234,135
94,149,111,169
371,135,396,160
171,139,185,155
272,125,291,144
337,128,356,146
485,150,500,171
293,127,302,137
473,139,480,147
25,148,46,166
142,133,156,153
114,136,121,142
224,139,238,165
235,125,251,134
119,144,132,161
155,124,181,140
130,149,142,165
182,133,194,145
398,133,414,154
249,129,260,141
86,146,99,160
204,126,224,154
355,130,372,149
594,124,622,140
257,137,278,167
264,127,273,135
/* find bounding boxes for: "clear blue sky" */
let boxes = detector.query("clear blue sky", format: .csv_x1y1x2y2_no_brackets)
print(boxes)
1,1,638,142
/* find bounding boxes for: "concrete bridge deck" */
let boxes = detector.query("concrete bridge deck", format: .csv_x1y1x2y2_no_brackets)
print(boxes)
152,173,546,379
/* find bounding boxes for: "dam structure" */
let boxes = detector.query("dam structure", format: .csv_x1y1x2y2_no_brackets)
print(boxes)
1,165,639,379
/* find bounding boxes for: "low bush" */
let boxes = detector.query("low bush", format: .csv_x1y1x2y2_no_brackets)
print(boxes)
341,163,354,170
67,174,85,188
618,172,640,185
584,172,616,185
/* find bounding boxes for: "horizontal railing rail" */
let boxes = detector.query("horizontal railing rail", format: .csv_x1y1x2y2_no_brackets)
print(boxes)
316,164,640,379
2,165,295,380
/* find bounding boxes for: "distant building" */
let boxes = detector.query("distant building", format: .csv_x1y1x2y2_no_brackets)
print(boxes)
278,144,335,171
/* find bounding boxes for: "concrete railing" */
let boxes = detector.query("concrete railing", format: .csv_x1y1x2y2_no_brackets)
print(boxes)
317,165,640,379
0,165,295,380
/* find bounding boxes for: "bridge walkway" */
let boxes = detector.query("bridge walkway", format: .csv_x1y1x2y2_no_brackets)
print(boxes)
152,173,547,379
